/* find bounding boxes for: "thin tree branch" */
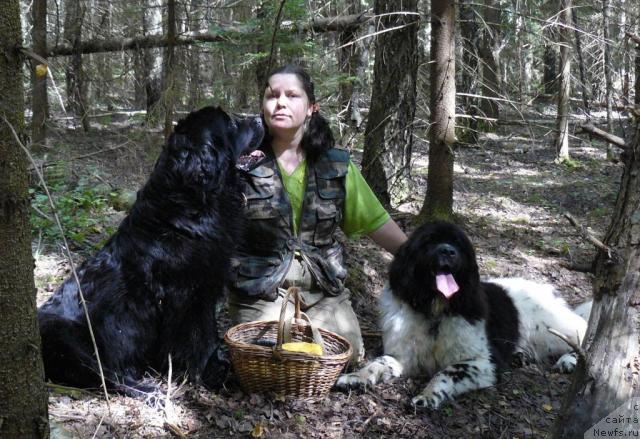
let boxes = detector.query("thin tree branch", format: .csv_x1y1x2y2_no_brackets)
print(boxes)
564,213,616,260
627,32,640,45
548,328,586,366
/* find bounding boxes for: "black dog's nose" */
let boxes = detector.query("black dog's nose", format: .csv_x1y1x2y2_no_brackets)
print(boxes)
435,243,458,258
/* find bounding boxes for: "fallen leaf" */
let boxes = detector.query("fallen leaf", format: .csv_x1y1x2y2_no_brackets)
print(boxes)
250,422,265,438
542,404,553,412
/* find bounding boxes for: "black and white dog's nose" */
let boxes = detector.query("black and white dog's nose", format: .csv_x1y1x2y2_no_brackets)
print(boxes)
433,243,460,271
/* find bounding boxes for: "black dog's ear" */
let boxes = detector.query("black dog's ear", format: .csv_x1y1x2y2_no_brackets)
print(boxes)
231,116,264,159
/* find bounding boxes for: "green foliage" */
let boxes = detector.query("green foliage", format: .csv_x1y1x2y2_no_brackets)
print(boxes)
233,409,245,420
559,157,581,170
484,259,498,271
476,119,497,134
590,206,609,219
216,0,317,68
30,176,114,250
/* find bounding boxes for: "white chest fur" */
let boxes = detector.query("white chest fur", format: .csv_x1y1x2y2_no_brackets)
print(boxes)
379,285,492,377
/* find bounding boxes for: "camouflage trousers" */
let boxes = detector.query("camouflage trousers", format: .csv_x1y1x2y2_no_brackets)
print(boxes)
228,257,364,365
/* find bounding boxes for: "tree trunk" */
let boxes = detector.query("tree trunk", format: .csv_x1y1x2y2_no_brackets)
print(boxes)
543,38,558,95
478,0,502,126
459,0,479,144
543,0,558,95
92,0,112,106
63,0,89,132
620,0,629,106
145,0,162,115
360,0,419,207
31,0,48,149
0,1,50,437
162,0,177,138
551,116,640,439
555,0,572,161
572,7,590,117
635,30,640,106
337,0,365,144
514,6,531,107
254,2,271,102
225,1,253,110
602,0,614,159
186,0,204,111
418,0,456,221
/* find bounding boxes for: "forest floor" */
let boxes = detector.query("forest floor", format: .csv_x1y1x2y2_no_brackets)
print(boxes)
34,112,625,438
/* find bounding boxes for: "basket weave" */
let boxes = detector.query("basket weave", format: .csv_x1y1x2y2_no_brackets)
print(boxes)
224,287,352,398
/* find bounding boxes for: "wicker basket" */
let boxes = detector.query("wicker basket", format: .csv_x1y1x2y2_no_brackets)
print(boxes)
224,287,352,398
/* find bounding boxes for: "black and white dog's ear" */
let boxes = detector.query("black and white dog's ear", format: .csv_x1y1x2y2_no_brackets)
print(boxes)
389,239,418,298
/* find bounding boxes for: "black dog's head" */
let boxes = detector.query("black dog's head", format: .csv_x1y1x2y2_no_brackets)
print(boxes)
389,221,482,316
159,106,264,191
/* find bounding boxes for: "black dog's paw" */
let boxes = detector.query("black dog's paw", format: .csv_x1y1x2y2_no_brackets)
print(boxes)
201,345,231,389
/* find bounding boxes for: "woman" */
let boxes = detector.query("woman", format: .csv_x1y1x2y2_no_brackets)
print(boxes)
229,64,407,363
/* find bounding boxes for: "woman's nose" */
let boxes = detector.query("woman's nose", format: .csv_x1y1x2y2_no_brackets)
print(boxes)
276,95,286,107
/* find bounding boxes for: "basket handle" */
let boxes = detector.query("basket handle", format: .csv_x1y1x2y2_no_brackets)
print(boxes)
276,287,324,351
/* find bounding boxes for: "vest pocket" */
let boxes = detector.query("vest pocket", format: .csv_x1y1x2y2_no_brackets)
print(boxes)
233,258,280,298
317,179,346,200
314,203,338,246
246,200,279,220
244,184,278,220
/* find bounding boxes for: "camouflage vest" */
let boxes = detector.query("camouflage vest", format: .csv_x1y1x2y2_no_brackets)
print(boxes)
231,147,349,301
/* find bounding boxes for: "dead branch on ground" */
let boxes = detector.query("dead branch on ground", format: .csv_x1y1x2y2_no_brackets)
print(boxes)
578,123,628,149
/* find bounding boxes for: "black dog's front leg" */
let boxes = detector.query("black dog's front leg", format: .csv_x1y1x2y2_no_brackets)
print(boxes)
201,344,230,388
158,295,227,387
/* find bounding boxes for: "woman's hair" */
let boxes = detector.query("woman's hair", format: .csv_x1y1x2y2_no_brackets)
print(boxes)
261,64,334,162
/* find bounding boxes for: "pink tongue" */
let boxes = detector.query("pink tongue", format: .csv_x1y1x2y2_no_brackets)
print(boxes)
436,274,459,299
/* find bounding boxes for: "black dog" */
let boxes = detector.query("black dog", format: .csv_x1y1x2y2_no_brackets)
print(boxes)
337,221,589,409
38,107,263,395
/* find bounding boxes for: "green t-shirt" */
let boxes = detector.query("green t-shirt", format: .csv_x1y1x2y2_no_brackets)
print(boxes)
276,159,390,238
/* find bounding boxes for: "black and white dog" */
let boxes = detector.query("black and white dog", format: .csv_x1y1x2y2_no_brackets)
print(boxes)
336,221,590,409
38,107,263,395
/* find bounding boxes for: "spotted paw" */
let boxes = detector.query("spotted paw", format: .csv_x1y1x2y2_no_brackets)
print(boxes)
334,373,369,390
552,353,577,373
411,392,444,410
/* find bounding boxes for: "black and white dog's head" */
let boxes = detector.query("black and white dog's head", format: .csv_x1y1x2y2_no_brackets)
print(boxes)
389,221,483,316
158,106,264,191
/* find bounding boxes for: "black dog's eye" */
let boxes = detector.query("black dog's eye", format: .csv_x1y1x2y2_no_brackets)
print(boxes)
179,150,189,159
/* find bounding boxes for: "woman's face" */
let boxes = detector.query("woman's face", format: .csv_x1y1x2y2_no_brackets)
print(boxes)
262,73,313,138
